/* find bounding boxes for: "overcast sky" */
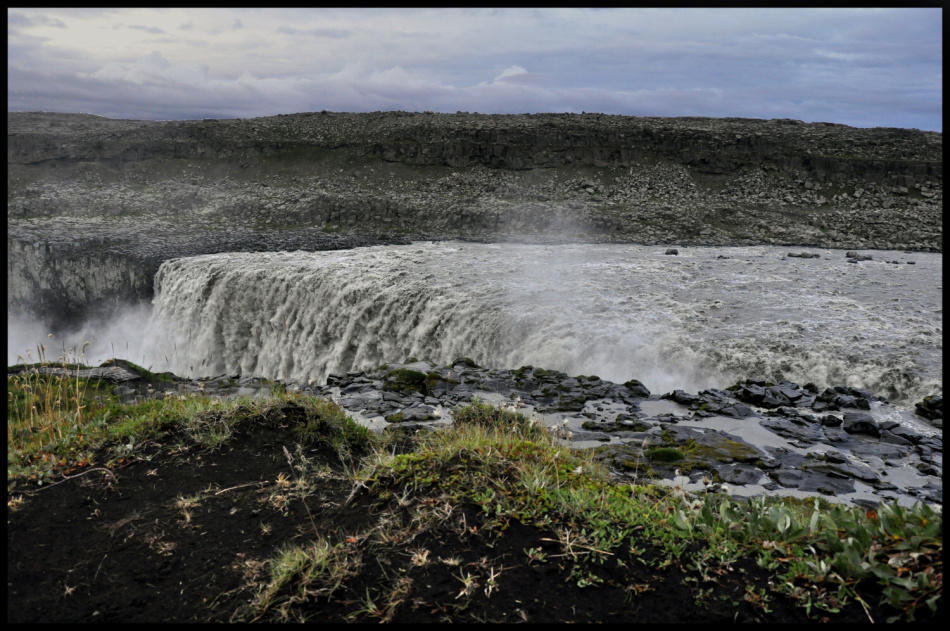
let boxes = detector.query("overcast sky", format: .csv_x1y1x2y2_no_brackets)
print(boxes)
7,8,943,131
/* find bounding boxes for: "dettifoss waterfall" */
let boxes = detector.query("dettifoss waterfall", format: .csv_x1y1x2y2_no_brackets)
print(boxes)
108,242,942,410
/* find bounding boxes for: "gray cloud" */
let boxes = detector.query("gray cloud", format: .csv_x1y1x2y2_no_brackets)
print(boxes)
6,8,942,130
8,12,67,29
128,24,166,34
276,25,351,38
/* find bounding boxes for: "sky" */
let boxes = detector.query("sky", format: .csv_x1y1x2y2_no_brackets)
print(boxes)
7,8,943,131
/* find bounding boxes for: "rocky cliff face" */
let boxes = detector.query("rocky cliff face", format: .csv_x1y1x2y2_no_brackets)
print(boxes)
7,111,943,330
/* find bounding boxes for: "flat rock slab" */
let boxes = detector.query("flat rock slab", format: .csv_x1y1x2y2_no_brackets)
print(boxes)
17,365,142,384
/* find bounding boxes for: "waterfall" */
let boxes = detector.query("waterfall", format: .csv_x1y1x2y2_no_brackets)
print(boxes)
125,242,943,407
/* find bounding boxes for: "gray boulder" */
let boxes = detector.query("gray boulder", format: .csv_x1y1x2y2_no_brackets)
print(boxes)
842,412,881,437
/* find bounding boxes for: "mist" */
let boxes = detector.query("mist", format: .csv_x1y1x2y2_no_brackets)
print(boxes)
8,304,174,373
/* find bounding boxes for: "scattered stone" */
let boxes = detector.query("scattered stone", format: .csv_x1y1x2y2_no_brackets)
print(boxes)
842,412,881,437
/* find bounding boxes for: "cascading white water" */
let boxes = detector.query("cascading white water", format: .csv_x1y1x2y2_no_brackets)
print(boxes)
136,242,941,408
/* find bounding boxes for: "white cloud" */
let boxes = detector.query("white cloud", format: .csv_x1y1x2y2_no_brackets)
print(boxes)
493,65,528,82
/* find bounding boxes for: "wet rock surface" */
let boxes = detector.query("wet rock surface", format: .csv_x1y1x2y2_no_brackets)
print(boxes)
914,394,943,426
8,111,942,328
309,363,942,509
57,357,940,509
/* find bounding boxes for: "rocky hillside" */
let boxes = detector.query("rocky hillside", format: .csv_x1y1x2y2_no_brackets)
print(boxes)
7,111,943,328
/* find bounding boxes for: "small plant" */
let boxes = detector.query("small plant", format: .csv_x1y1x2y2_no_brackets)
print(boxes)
524,547,548,564
407,548,431,568
454,569,479,599
281,445,320,539
483,566,503,597
743,585,773,614
176,491,206,525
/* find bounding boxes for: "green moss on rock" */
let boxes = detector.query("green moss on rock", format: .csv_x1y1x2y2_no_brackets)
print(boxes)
646,447,685,462
384,368,429,395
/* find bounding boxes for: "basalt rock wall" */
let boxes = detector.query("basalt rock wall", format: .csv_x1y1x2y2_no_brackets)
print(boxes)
9,112,942,183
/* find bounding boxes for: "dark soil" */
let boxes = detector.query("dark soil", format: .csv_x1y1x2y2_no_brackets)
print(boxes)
6,418,926,623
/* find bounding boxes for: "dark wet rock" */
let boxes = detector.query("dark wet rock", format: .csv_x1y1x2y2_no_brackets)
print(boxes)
769,469,804,488
391,404,439,423
819,414,843,427
727,379,806,409
772,383,805,402
842,412,881,437
758,416,827,446
880,430,914,447
664,248,679,255
850,442,907,462
918,435,942,452
718,464,764,486
716,402,757,419
757,456,781,470
803,458,880,484
845,251,874,261
821,427,851,444
816,386,873,410
912,485,942,504
663,387,756,418
769,408,820,426
581,414,651,433
799,476,856,496
662,390,702,406
914,394,942,421
787,251,820,258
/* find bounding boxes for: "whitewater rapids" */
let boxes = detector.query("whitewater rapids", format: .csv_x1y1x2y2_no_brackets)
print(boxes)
14,242,936,411
116,242,938,409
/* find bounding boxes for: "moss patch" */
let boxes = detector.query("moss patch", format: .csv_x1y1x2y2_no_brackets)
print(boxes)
682,437,759,464
383,369,429,395
646,447,685,462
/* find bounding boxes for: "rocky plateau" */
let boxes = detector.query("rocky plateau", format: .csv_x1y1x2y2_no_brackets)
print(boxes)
7,111,943,330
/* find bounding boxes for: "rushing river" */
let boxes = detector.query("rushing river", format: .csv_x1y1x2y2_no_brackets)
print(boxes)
16,242,941,410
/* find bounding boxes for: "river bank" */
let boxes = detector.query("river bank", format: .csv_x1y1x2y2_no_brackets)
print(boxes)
6,359,942,622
